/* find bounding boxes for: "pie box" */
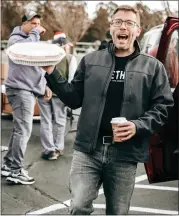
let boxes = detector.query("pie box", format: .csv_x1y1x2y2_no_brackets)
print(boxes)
6,42,66,66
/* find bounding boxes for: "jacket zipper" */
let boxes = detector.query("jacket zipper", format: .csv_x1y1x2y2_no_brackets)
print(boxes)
90,53,115,151
91,51,140,151
119,61,129,116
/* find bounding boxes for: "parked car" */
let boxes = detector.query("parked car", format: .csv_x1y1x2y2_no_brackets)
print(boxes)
140,16,179,183
140,24,164,54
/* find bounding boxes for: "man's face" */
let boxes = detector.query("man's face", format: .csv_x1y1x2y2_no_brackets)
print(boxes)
29,17,41,28
110,10,141,52
22,17,40,33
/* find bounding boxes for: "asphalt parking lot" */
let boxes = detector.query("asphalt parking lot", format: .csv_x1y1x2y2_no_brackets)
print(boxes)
1,114,178,215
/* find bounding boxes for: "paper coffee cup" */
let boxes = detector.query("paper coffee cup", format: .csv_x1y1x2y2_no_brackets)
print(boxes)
110,117,127,142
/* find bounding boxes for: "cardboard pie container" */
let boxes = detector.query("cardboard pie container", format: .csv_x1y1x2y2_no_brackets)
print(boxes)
6,42,66,66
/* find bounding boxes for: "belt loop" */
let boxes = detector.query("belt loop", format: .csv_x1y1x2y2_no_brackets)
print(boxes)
103,136,112,145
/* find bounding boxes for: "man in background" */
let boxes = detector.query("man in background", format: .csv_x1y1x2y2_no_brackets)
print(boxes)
98,30,112,50
37,32,77,160
1,11,51,185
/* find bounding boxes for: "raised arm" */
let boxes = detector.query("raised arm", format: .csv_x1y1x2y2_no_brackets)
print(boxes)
43,57,86,109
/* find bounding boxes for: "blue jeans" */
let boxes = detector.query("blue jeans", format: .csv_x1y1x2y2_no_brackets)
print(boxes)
3,89,36,172
69,143,137,215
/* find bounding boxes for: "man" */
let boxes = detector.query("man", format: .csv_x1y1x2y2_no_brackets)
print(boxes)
1,11,51,185
37,32,77,160
42,5,173,215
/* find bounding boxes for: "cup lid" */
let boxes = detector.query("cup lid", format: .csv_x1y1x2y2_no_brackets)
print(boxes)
110,117,127,123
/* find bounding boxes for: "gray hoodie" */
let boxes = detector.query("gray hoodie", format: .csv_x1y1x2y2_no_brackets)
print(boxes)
4,26,46,96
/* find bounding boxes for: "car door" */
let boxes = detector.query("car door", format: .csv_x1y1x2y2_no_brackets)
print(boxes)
144,17,179,183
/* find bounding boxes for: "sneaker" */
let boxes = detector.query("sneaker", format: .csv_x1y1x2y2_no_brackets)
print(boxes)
41,151,57,160
1,164,11,177
56,149,64,157
6,169,35,185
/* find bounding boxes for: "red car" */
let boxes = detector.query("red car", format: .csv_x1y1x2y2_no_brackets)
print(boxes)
141,17,179,183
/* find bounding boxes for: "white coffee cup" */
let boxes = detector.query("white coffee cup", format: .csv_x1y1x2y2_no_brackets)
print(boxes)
110,117,127,142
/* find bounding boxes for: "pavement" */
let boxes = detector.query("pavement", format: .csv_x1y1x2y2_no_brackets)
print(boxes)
1,113,178,215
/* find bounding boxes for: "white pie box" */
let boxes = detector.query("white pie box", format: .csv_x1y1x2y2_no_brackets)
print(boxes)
6,42,66,66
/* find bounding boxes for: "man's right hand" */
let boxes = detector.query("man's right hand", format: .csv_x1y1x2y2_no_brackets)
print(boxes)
36,26,46,35
22,22,46,35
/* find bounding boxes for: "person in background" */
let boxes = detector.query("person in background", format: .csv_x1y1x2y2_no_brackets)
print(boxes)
98,40,108,50
37,32,77,160
98,30,112,50
41,5,173,215
1,11,52,185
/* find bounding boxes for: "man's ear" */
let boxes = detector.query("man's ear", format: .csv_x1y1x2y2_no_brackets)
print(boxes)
22,21,28,26
137,27,142,37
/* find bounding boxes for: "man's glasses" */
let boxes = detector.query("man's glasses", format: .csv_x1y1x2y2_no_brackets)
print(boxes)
110,19,139,28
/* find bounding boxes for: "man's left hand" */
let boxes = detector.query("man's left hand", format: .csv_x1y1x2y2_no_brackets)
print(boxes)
114,121,136,142
44,86,52,100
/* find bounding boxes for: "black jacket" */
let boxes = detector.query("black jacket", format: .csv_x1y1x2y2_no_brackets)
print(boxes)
45,41,174,163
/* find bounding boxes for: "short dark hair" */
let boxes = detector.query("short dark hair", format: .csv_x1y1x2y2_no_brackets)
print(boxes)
111,5,140,27
22,11,41,23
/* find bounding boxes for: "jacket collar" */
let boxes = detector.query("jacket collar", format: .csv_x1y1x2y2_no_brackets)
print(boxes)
107,40,141,55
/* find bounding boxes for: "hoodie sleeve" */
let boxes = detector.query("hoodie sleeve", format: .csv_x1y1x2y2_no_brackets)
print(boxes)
8,28,41,47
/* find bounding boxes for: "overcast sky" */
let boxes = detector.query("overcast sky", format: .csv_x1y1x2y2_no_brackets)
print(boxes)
86,1,178,18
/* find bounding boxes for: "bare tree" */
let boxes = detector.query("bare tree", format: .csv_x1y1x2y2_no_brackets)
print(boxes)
81,1,118,42
81,7,109,42
161,0,172,16
135,2,165,40
80,1,165,42
37,1,91,44
1,1,27,40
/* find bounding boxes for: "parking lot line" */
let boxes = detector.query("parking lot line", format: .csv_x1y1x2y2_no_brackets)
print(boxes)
135,184,178,191
27,174,147,215
26,203,66,215
27,174,178,215
93,204,178,215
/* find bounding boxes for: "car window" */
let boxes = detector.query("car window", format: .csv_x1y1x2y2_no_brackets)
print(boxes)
140,29,162,54
146,31,162,54
164,29,179,88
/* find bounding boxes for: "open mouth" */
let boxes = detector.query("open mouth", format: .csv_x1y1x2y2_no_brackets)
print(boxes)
117,35,128,40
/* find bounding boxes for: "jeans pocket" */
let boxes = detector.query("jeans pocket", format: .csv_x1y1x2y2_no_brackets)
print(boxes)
7,94,17,105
